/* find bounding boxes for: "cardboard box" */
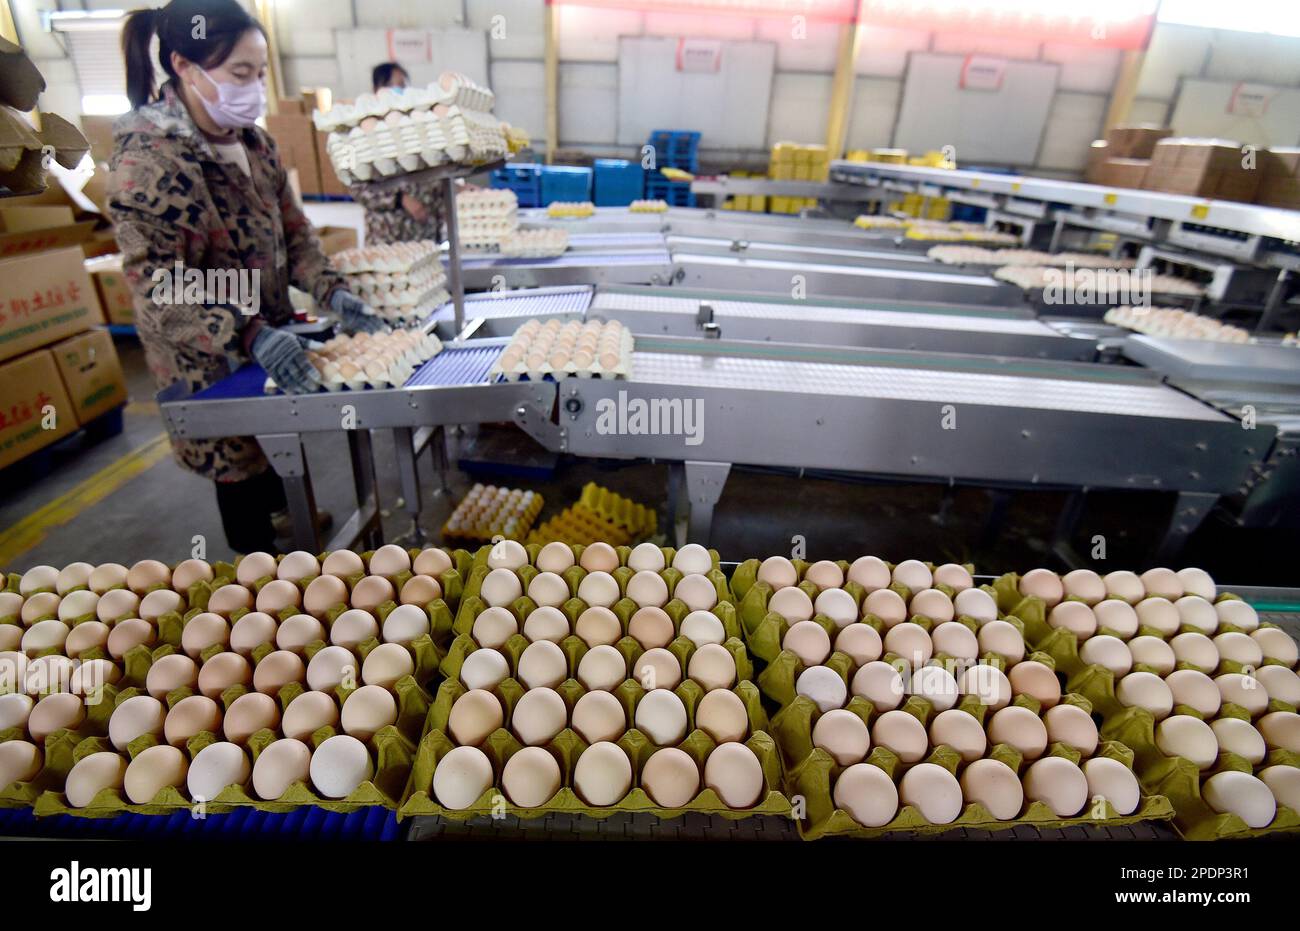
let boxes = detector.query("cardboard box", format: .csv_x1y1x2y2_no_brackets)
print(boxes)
78,115,117,164
0,246,102,363
0,201,96,259
1083,140,1109,184
1095,158,1150,189
1145,138,1260,202
1256,148,1300,209
316,225,358,255
268,112,322,196
1105,125,1172,160
0,347,77,469
1,205,75,232
84,254,133,326
315,130,349,196
51,327,127,426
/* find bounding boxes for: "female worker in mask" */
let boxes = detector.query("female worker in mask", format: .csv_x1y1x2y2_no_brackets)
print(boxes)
107,0,381,554
346,60,448,246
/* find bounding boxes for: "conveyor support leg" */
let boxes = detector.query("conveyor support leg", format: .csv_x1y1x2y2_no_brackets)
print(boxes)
258,432,319,553
1155,491,1218,565
394,427,424,544
348,429,383,550
684,460,731,547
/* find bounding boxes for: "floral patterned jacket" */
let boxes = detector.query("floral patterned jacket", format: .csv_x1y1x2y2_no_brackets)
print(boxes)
349,175,447,246
107,82,344,482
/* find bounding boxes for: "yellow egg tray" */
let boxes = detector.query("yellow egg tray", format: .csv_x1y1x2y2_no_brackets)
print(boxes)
990,575,1300,840
546,201,595,219
577,482,657,537
527,504,632,548
442,485,544,543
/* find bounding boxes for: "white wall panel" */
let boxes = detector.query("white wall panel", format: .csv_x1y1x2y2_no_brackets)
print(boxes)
643,13,756,41
931,34,1041,61
854,25,929,78
556,6,643,62
334,28,488,99
1041,43,1120,94
1170,79,1300,147
275,0,352,56
491,60,547,143
1128,97,1171,126
1204,31,1300,87
560,62,619,146
354,0,464,29
755,17,839,71
33,57,81,121
845,77,902,151
1036,92,1107,171
1136,23,1210,100
282,57,342,96
766,72,833,148
467,0,546,60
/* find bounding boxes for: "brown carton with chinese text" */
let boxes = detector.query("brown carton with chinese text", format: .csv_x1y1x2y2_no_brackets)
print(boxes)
51,328,127,426
84,254,134,325
0,347,77,469
0,246,101,363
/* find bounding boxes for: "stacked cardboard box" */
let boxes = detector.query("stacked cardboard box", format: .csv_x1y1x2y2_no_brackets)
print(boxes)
1095,158,1151,189
1145,138,1260,202
84,254,133,326
1256,147,1300,210
50,328,128,425
267,99,322,196
1105,125,1172,159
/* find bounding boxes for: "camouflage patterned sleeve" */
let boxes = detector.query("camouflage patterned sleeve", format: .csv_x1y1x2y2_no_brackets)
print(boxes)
348,179,403,214
276,154,347,308
106,137,245,358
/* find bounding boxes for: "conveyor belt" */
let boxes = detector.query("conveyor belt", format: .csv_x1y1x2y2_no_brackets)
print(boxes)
626,349,1226,422
592,291,1059,336
404,344,503,387
428,286,592,322
1122,335,1300,387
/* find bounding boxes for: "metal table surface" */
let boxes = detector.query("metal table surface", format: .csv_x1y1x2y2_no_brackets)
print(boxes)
459,232,674,290
671,251,1019,306
1122,335,1300,387
664,234,992,276
590,286,1098,361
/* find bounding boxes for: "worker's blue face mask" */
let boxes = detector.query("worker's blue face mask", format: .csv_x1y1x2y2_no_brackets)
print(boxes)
390,85,407,94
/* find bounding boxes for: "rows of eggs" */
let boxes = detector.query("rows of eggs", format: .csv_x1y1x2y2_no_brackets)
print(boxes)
455,188,518,217
996,266,1207,298
304,331,441,389
313,73,495,133
628,199,669,213
1020,568,1300,829
444,485,541,538
498,229,570,259
0,545,461,806
752,555,1140,825
330,241,439,276
328,108,502,181
547,201,595,218
497,318,629,376
1103,306,1251,344
432,540,769,811
343,263,444,294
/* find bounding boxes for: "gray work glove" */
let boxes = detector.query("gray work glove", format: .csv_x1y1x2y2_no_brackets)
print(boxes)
329,289,385,334
251,326,321,394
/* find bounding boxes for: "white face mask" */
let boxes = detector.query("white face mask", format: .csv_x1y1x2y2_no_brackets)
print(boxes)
193,67,266,129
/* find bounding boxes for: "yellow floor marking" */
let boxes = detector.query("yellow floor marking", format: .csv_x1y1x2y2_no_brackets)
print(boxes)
0,433,172,567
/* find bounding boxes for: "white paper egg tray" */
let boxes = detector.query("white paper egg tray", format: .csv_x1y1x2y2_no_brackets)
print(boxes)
458,216,520,248
994,265,1206,298
488,317,633,382
332,241,441,275
1104,306,1251,343
314,73,495,133
264,331,444,393
456,188,518,218
345,265,445,297
326,107,507,184
498,228,569,258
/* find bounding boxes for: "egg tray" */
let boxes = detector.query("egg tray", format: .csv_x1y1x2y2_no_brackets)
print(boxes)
753,611,1028,713
452,549,733,638
398,676,787,822
577,482,658,538
731,557,977,665
526,505,641,548
789,718,1173,841
29,703,417,820
441,490,545,544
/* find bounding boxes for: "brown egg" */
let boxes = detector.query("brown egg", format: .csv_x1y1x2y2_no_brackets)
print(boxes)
276,551,320,582
145,654,198,699
127,560,171,594
322,550,365,579
181,612,229,659
252,650,306,695
229,612,278,655
303,575,349,616
235,552,278,586
88,563,129,594
197,651,252,698
579,542,620,573
412,548,452,577
164,695,223,746
207,584,253,617
96,588,140,623
64,621,111,659
350,576,395,611
255,580,302,615
399,575,441,606
369,544,411,577
171,559,213,592
106,618,155,660
282,690,339,741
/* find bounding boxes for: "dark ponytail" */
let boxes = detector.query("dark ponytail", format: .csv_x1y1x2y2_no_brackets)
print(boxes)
120,0,264,110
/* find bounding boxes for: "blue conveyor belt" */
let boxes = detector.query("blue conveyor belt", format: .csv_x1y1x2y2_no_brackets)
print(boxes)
192,363,269,401
404,343,503,387
428,286,592,323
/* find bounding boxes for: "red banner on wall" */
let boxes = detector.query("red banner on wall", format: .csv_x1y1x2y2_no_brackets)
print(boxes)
547,0,860,23
858,1,1158,50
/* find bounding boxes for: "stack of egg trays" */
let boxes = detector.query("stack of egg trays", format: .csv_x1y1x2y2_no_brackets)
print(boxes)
1,547,470,817
398,543,790,821
993,574,1300,840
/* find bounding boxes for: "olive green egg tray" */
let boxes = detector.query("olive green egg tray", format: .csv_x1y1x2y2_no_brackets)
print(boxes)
399,673,787,822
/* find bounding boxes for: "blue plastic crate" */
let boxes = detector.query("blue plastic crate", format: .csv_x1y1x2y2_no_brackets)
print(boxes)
539,165,593,205
592,159,645,207
648,130,700,172
491,163,542,208
645,171,695,207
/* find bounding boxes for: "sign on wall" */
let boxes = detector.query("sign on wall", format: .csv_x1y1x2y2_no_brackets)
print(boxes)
386,30,433,64
676,39,722,74
959,57,1006,92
